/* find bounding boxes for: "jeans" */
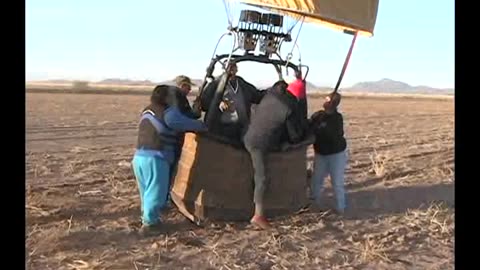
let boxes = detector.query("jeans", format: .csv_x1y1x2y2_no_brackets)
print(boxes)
245,145,267,206
132,154,170,225
310,150,348,211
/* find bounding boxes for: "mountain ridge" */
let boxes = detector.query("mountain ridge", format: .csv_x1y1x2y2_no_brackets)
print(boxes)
29,77,454,95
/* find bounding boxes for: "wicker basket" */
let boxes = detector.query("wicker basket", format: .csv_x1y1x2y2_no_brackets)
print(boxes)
170,132,309,223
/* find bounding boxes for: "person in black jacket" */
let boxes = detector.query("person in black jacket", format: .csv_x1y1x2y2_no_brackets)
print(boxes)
200,61,265,144
243,78,308,229
309,92,348,215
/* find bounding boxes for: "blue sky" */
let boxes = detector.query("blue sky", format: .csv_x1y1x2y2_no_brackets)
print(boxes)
26,0,454,88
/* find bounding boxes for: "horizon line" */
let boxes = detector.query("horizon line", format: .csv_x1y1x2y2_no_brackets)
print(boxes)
25,77,455,90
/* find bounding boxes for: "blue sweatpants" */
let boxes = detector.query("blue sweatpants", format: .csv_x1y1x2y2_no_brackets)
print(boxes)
132,154,170,226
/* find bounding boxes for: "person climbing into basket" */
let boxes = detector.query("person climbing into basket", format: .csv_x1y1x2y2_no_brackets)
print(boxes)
132,85,207,236
243,77,309,229
309,92,348,215
200,61,266,144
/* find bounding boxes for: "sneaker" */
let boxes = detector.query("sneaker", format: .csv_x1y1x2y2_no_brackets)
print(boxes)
309,202,328,213
139,223,163,237
250,215,272,230
161,201,173,213
335,208,346,216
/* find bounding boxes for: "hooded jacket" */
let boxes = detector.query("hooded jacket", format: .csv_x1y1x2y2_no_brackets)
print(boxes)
243,89,308,151
135,104,207,164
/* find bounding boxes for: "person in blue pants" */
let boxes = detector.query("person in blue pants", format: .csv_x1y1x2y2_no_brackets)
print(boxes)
132,85,207,236
309,92,348,215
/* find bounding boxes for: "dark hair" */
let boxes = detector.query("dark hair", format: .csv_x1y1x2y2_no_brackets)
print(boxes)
328,92,342,108
226,60,237,70
151,85,170,105
273,80,288,89
270,80,287,94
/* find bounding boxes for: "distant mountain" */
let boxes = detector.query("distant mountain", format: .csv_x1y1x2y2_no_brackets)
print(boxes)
351,78,411,92
97,78,154,86
252,80,322,92
158,78,316,90
27,77,454,95
305,81,321,92
159,78,203,87
42,79,73,84
344,78,454,95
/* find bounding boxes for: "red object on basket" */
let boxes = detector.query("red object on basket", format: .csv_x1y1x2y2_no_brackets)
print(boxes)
287,79,306,99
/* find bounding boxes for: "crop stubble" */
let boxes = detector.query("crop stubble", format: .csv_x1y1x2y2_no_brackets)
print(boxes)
26,92,454,270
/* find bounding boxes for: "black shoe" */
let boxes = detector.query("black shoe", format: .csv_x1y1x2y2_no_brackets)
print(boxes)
139,223,163,237
335,208,346,216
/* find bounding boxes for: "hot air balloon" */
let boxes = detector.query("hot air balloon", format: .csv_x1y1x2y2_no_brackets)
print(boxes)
171,0,380,224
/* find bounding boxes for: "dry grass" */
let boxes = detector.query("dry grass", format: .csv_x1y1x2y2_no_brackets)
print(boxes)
26,92,454,269
369,150,391,177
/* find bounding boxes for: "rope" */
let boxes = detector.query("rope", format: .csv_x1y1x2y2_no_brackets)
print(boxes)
290,16,305,51
286,14,302,34
222,0,233,27
285,16,305,75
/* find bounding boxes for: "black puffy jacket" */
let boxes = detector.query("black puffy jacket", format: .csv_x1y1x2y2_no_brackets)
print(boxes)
310,110,347,155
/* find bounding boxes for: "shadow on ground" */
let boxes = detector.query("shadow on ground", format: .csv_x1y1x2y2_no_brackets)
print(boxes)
322,182,454,220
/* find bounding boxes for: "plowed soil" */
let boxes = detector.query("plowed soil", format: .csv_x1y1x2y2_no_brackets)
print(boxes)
26,92,454,270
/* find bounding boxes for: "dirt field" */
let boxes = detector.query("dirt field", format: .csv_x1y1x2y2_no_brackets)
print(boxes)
26,92,454,270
